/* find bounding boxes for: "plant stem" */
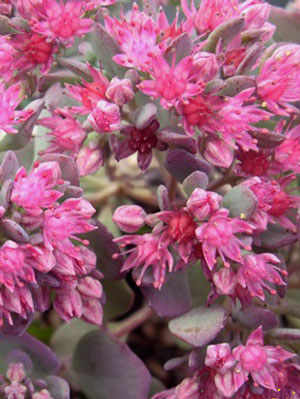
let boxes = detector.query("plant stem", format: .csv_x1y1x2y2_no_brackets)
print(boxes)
112,305,154,339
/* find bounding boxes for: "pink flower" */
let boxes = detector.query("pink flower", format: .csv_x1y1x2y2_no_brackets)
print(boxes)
32,0,93,47
76,141,104,177
88,100,121,133
0,36,15,80
44,198,96,252
213,268,237,296
66,64,109,114
237,253,286,301
257,44,300,115
38,108,87,155
195,209,253,270
273,124,300,173
11,33,56,75
113,205,146,233
138,55,203,109
106,78,134,106
232,327,296,392
114,233,173,289
105,2,163,72
0,83,33,134
83,0,115,10
186,188,222,220
205,344,236,373
11,161,63,210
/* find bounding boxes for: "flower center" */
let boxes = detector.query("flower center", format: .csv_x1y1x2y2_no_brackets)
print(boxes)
239,150,269,176
128,127,158,154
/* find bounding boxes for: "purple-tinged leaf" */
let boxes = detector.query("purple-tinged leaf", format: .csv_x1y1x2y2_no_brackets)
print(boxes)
165,33,193,64
204,17,245,53
91,23,127,78
56,58,92,81
256,224,297,249
222,185,257,219
164,355,188,371
0,180,13,210
267,328,300,340
103,279,134,320
0,219,29,243
133,103,157,130
157,129,197,154
39,153,79,186
183,171,209,196
218,76,256,97
0,151,19,184
236,43,264,75
188,347,206,370
85,220,124,280
72,330,151,399
157,185,170,211
142,271,192,318
38,71,80,92
46,376,70,399
0,313,33,337
165,149,212,183
269,7,300,44
234,305,279,330
0,332,59,377
168,305,227,347
251,130,284,149
0,99,44,152
0,15,18,34
6,350,33,372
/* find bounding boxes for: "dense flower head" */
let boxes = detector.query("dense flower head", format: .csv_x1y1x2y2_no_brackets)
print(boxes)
0,159,103,327
31,0,93,47
257,44,300,115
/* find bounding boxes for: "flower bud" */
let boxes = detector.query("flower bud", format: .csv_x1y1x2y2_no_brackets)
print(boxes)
88,100,121,133
105,78,134,106
187,188,222,220
76,142,104,177
113,205,146,233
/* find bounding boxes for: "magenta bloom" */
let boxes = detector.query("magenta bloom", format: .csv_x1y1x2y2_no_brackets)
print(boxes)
195,209,253,270
257,44,300,115
0,83,33,134
105,78,134,106
38,108,87,155
76,141,104,177
32,0,93,47
0,36,15,80
152,377,199,399
113,205,146,233
232,327,296,393
273,124,300,173
105,3,163,72
237,253,286,301
12,161,63,210
66,64,109,114
114,234,173,289
138,55,203,109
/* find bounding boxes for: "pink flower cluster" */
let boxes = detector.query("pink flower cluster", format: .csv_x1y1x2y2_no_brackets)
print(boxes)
0,160,103,327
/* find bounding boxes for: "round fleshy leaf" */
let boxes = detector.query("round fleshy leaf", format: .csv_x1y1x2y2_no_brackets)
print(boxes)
91,23,127,78
57,58,92,81
103,279,134,320
236,43,263,75
218,76,256,97
38,72,80,92
250,130,284,148
270,7,300,44
165,149,211,183
0,333,59,377
51,319,97,358
234,305,279,330
72,330,151,399
257,224,297,249
157,129,197,154
183,171,209,196
168,305,227,347
84,220,124,280
0,219,29,243
165,33,193,64
0,151,19,184
204,17,245,53
39,153,79,186
267,328,300,340
0,180,13,210
222,185,257,219
133,103,157,130
46,376,70,399
142,271,192,318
